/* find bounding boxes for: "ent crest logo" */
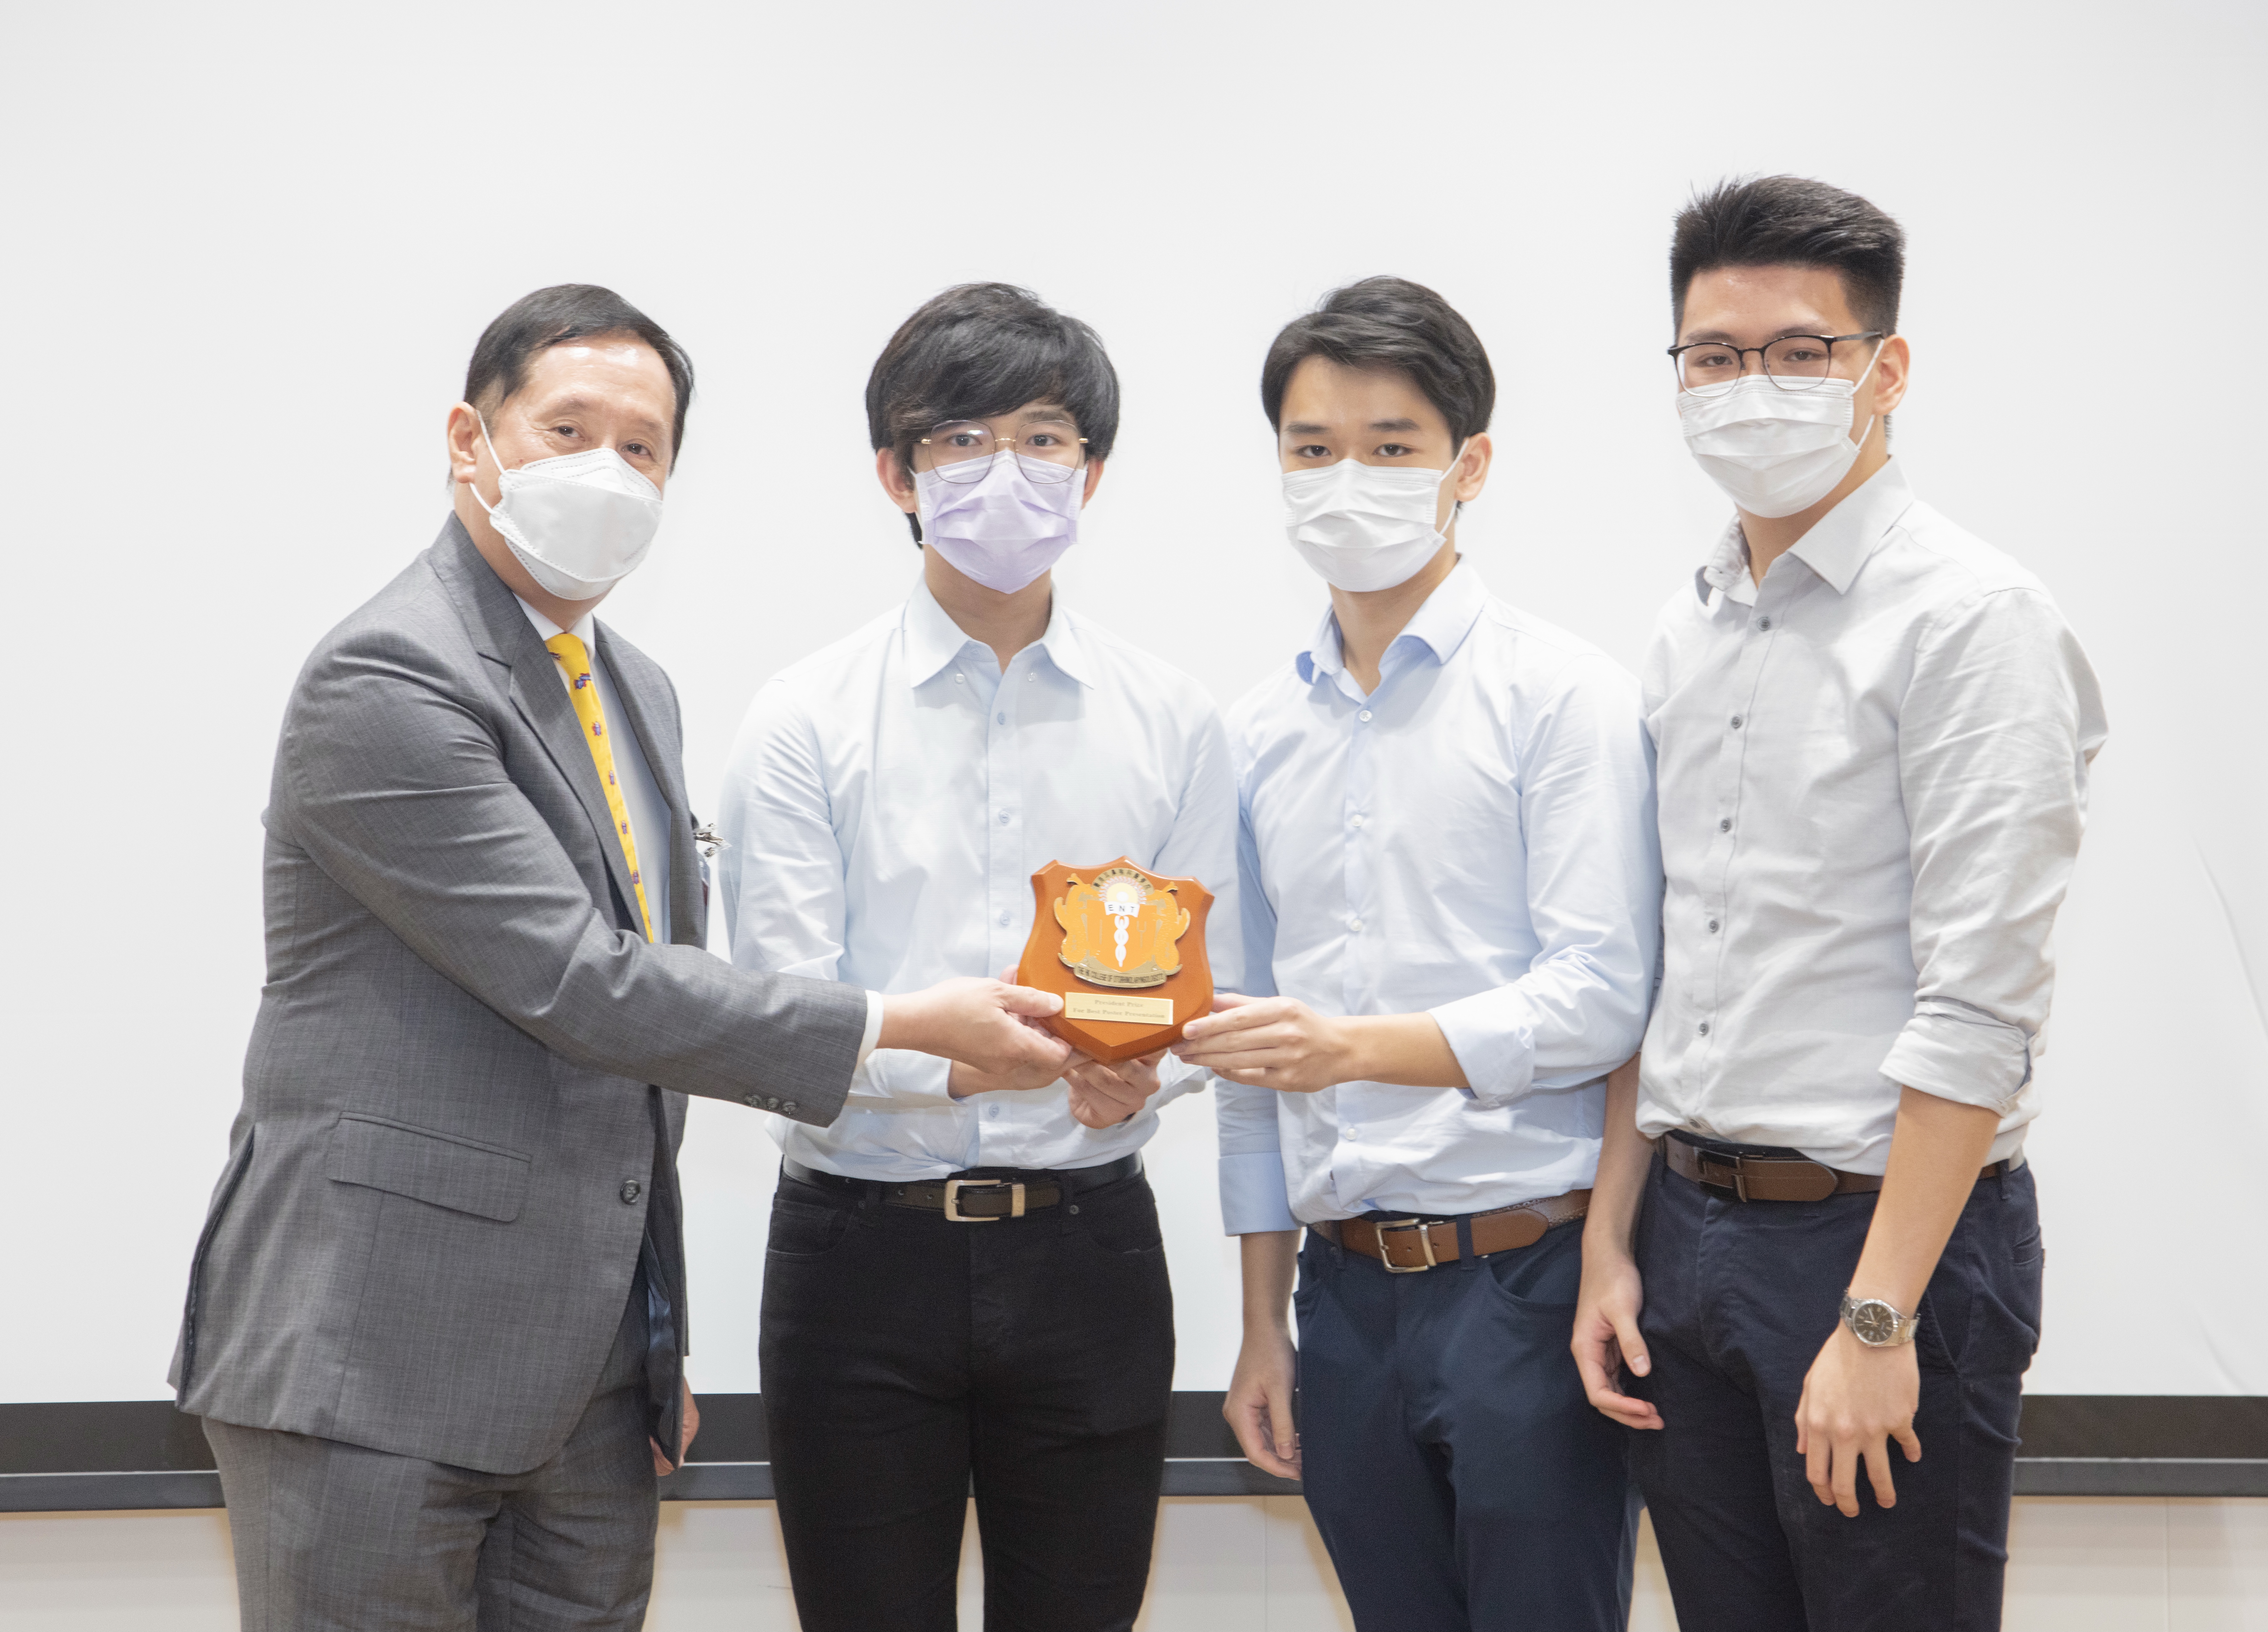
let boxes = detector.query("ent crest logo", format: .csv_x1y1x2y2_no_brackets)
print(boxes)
1053,865,1191,991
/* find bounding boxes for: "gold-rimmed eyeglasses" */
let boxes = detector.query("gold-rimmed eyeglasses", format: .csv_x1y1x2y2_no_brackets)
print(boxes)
920,420,1089,484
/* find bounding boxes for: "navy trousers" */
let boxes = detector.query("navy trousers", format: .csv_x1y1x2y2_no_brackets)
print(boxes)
1295,1216,1640,1632
1626,1140,2043,1632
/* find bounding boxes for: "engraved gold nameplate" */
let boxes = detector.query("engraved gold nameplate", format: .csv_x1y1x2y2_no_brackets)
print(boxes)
1017,858,1214,1064
1063,993,1175,1024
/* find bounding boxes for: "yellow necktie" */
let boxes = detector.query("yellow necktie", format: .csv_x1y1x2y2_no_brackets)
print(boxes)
545,632,656,943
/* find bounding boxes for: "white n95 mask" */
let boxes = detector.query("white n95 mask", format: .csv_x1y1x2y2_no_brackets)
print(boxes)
915,454,1083,594
1676,346,1882,519
471,417,666,600
1281,448,1465,592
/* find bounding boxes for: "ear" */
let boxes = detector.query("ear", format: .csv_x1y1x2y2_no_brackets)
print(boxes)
446,402,485,487
1868,336,1912,417
1452,434,1493,504
1078,457,1106,507
875,445,917,514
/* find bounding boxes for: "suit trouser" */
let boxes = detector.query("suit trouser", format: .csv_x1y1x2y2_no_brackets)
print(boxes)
760,1166,1175,1632
1626,1144,2043,1632
202,1286,656,1632
1294,1215,1641,1632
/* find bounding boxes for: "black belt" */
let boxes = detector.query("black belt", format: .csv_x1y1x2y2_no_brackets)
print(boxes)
1664,1129,2023,1203
781,1154,1143,1221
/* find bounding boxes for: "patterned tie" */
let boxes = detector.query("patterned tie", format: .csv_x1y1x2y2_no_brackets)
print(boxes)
544,632,656,943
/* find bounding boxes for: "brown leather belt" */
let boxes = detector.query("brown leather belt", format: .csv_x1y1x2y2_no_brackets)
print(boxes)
1663,1134,2022,1203
1315,1190,1591,1272
782,1154,1142,1221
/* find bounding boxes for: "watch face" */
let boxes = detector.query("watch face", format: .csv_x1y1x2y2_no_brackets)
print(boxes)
1849,1299,1902,1345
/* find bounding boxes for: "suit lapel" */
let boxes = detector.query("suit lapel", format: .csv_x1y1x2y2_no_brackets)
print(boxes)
595,624,704,947
432,518,644,934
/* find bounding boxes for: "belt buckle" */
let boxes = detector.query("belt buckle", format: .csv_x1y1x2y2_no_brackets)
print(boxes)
943,1178,1025,1223
1693,1154,1744,1201
1374,1218,1438,1273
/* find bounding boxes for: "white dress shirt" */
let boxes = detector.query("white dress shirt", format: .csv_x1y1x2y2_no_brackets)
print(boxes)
1638,461,2107,1173
516,599,673,945
717,577,1241,1180
1216,563,1661,1231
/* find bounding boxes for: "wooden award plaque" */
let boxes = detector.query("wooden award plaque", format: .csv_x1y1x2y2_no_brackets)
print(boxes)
1016,858,1214,1064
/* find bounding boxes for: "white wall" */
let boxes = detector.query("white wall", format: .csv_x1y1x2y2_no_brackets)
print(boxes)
7,1499,2267,1631
3,0,2265,1405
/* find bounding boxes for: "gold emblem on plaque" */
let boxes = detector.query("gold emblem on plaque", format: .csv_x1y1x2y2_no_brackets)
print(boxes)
1020,858,1214,1063
1053,864,1191,990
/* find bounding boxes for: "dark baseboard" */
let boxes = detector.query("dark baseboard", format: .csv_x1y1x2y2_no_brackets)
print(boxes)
2,1394,2259,1511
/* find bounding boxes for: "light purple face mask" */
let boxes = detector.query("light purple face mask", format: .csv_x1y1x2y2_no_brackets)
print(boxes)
915,454,1083,593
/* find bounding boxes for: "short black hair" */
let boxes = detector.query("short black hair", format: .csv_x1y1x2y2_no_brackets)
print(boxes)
867,283,1120,545
1670,176,1905,338
464,284,695,467
1260,277,1495,446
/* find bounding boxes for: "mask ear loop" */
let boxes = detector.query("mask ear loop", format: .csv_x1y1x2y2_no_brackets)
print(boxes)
467,413,507,520
1437,439,1470,540
1844,338,1888,451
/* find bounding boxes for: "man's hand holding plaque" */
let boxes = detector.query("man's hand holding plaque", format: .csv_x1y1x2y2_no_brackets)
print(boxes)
1172,993,1471,1094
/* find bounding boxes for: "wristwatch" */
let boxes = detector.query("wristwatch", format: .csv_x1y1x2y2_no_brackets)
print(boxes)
1839,1293,1920,1348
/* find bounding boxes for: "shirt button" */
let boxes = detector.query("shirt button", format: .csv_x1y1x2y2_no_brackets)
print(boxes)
953,673,966,684
998,811,1012,825
1348,917,1364,933
620,1180,643,1203
1697,1022,1710,1037
1719,818,1732,833
1758,617,1773,631
1708,918,1721,933
996,712,1007,725
998,912,1012,926
1357,709,1374,723
1730,715,1743,729
1026,673,1036,683
1350,814,1366,829
987,1106,1001,1119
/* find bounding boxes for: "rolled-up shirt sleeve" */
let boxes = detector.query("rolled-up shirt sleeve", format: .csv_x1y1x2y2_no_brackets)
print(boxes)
1429,653,1662,1109
1217,780,1298,1234
1879,587,2107,1110
1147,705,1244,1116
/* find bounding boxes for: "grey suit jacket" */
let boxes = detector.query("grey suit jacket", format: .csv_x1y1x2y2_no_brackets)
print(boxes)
172,517,868,1474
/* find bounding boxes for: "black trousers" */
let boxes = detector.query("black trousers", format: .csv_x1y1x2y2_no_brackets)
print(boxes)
1295,1216,1640,1632
759,1165,1175,1632
1627,1140,2043,1632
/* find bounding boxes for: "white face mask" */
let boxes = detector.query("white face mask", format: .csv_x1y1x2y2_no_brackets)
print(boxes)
1281,446,1464,592
469,417,666,600
915,453,1083,595
1676,344,1882,519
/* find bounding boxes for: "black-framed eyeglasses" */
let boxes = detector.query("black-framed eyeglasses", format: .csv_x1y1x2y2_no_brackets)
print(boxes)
919,419,1089,484
1666,332,1884,397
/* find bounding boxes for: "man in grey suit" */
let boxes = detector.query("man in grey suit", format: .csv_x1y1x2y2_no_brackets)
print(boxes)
173,284,1072,1631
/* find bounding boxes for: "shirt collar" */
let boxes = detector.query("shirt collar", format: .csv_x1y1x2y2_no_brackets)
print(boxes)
1696,460,1918,606
515,596,598,650
901,575,1096,689
1297,559,1490,685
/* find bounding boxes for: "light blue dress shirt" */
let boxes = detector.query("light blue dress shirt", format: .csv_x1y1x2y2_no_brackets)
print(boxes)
1641,462,2105,1172
718,577,1241,1180
1216,563,1661,1230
